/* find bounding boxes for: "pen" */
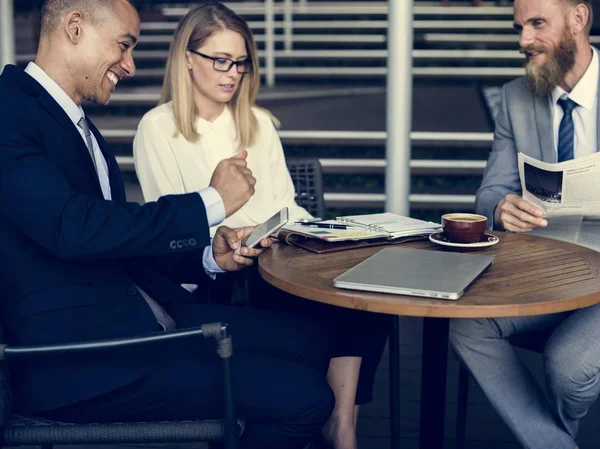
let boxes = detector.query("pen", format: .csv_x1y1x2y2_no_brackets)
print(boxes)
300,223,348,230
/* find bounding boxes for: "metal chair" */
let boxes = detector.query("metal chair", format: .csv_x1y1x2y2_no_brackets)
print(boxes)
286,158,326,219
455,330,551,449
205,157,326,309
0,323,242,449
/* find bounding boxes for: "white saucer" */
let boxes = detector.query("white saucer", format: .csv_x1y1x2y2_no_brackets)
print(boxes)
429,232,499,249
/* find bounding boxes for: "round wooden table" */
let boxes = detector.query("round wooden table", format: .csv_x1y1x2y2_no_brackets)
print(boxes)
258,231,600,449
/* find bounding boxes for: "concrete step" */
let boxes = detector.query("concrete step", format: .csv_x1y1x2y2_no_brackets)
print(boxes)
17,49,525,63
160,2,512,18
138,19,512,33
135,33,387,45
88,117,494,147
113,66,522,83
116,156,487,176
83,85,386,108
420,33,600,47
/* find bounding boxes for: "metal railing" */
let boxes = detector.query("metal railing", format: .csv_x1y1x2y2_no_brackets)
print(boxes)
162,2,512,17
101,129,494,145
158,1,515,86
5,0,497,211
0,0,15,69
116,154,481,210
113,128,490,210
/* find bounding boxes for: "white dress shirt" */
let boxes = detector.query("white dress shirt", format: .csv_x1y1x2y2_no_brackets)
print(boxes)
550,47,599,159
23,62,223,273
133,103,311,237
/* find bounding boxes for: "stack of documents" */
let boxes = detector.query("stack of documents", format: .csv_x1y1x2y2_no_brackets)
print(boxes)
282,213,441,242
336,213,442,239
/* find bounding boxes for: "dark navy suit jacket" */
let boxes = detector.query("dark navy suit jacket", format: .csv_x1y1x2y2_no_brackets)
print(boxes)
0,65,213,413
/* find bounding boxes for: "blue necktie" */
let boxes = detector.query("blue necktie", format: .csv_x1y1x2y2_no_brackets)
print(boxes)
557,97,578,162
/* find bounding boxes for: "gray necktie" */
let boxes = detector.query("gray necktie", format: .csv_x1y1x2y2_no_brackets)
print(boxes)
77,117,97,171
78,118,175,331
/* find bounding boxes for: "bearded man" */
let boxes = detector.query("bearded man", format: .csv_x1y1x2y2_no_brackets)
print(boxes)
450,1,598,448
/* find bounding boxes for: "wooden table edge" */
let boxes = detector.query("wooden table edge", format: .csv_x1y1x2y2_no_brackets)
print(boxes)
258,233,600,319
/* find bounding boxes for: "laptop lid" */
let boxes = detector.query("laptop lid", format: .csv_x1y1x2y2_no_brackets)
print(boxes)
333,247,494,300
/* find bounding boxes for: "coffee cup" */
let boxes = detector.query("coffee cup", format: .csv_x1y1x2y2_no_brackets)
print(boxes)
442,213,488,244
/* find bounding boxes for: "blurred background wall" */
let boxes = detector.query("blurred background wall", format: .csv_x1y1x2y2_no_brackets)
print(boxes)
5,0,599,222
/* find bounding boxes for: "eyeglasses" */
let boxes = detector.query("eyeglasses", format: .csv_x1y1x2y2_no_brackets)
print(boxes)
188,50,252,74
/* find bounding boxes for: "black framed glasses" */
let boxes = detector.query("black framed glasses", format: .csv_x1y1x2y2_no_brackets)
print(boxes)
189,50,252,74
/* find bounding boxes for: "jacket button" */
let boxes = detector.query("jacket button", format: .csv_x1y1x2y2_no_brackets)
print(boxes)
126,285,138,296
169,240,177,250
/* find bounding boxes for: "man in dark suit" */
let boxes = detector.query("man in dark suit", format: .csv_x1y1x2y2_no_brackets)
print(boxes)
0,1,334,448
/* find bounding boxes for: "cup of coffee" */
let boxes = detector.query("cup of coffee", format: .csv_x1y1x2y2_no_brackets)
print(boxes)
442,213,488,244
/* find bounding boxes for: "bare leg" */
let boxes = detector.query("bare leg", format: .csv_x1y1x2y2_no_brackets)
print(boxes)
322,356,361,449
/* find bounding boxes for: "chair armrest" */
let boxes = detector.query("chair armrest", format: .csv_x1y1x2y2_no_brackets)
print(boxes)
0,322,230,360
0,323,238,447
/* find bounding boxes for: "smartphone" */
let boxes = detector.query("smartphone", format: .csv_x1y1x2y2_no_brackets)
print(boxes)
235,207,289,255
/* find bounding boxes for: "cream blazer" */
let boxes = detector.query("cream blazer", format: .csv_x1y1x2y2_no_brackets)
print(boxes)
133,102,310,236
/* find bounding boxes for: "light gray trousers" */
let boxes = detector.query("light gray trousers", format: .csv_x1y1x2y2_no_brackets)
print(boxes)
450,302,600,449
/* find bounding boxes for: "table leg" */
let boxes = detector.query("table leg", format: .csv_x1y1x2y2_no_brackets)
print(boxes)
419,317,449,449
389,315,401,449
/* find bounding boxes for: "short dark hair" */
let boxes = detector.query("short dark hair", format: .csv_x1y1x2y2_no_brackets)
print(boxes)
39,0,132,37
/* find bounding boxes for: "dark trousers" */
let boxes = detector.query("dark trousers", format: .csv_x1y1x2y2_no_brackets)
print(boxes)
43,303,335,449
207,267,391,404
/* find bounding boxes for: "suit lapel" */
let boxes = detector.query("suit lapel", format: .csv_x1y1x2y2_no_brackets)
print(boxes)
3,65,105,196
37,93,101,184
533,93,556,162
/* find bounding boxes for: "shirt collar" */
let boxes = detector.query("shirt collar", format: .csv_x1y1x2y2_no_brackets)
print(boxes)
551,46,599,111
24,62,86,126
194,105,231,130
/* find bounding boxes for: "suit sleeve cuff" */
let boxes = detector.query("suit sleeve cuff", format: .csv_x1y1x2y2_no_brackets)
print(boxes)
203,239,225,276
198,188,226,227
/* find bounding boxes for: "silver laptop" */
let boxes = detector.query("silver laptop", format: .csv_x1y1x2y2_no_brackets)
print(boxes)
333,247,494,300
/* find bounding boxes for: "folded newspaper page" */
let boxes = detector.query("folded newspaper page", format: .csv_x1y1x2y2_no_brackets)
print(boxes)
518,152,600,217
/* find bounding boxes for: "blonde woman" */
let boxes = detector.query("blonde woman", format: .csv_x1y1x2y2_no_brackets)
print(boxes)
133,3,389,449
134,5,309,233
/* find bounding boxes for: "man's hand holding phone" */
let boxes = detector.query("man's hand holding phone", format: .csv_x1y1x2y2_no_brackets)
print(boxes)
212,226,272,272
213,207,289,271
234,207,289,255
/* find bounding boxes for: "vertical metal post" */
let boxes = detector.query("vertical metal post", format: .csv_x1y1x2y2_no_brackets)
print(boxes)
420,318,449,449
389,316,401,449
385,0,413,215
284,0,293,53
264,0,275,87
0,0,15,70
219,325,238,449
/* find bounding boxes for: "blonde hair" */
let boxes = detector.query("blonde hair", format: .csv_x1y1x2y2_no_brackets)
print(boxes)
160,2,278,148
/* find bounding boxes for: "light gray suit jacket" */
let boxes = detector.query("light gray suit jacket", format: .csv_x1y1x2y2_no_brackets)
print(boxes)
475,74,600,228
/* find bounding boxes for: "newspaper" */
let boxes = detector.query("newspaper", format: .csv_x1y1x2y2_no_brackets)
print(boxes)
518,152,600,217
